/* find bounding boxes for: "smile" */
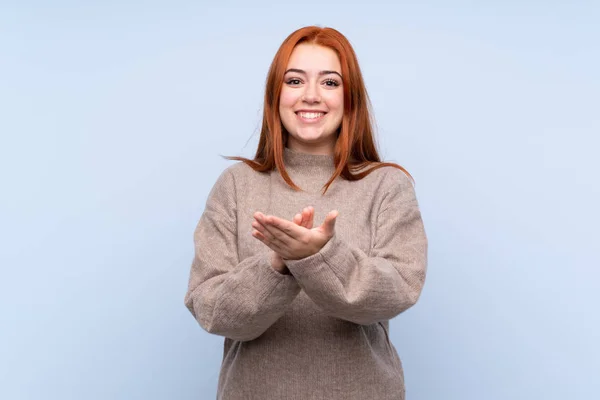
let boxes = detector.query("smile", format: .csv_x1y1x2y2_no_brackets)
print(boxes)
296,111,326,123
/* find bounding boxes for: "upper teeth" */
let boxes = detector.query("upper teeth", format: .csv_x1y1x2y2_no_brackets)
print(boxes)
298,112,323,119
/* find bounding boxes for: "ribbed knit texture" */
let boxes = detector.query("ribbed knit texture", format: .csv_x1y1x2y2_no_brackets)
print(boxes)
184,147,428,400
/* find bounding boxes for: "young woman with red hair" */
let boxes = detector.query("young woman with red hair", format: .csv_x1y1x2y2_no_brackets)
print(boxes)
184,26,428,400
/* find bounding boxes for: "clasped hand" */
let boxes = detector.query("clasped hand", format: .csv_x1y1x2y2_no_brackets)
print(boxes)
251,206,338,261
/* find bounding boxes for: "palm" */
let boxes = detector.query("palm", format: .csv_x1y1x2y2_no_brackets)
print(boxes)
310,224,331,243
296,207,338,251
253,207,338,261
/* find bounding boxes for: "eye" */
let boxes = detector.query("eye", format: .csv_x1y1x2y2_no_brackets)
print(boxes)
286,78,302,85
323,78,340,87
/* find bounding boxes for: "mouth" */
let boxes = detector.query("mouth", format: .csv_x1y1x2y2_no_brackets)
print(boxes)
295,111,326,123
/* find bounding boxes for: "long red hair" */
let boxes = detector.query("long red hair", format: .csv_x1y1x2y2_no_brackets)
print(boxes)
226,26,412,193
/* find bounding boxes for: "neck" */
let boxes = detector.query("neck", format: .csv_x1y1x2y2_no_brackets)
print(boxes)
282,147,336,193
286,137,336,156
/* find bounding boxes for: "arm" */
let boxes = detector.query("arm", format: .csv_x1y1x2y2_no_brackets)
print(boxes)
285,172,428,325
184,168,301,341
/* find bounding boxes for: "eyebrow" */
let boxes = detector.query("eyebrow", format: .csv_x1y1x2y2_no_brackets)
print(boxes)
284,68,342,79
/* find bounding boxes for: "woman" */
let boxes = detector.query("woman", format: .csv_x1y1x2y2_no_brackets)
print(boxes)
184,26,428,400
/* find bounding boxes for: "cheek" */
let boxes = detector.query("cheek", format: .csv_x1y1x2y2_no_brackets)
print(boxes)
279,89,297,110
279,90,297,132
326,92,344,116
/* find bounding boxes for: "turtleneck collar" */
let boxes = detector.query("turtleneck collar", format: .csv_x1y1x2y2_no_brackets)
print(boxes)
283,147,335,169
281,147,336,192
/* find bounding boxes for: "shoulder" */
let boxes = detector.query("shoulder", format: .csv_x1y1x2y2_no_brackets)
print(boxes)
203,162,255,217
358,165,418,209
217,161,251,182
357,164,414,192
220,161,268,186
377,165,413,186
210,161,268,198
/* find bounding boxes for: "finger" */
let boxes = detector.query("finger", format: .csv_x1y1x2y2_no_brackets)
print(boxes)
252,229,287,255
293,213,303,226
251,229,266,241
252,219,269,236
252,220,282,247
320,210,338,236
253,213,274,235
265,215,305,240
300,207,312,229
252,219,264,233
254,211,268,222
294,208,312,229
254,212,302,236
258,216,294,246
253,218,282,245
304,207,314,229
293,211,306,226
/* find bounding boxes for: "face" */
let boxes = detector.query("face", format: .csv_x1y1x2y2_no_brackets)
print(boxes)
279,43,344,155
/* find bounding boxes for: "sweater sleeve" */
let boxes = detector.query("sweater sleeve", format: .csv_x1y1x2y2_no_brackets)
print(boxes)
284,170,428,325
184,167,301,341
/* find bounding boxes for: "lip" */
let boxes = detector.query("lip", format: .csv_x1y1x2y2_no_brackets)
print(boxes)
295,110,327,124
295,109,328,114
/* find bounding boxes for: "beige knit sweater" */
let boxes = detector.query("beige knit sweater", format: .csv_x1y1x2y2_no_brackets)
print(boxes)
184,147,428,400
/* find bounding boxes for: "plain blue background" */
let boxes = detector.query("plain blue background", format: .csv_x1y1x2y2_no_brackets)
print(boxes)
1,1,598,399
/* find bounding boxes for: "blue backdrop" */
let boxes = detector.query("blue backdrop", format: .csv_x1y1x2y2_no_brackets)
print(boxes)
1,1,598,399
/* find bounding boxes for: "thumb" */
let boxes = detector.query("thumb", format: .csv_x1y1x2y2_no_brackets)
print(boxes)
320,210,338,235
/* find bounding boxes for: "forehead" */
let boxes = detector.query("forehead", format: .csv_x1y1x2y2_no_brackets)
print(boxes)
286,43,341,71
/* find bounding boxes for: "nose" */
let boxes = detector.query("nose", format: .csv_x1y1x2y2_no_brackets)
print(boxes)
302,81,321,104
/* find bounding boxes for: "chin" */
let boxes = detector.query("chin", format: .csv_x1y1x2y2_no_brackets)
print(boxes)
296,133,323,142
295,128,332,141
